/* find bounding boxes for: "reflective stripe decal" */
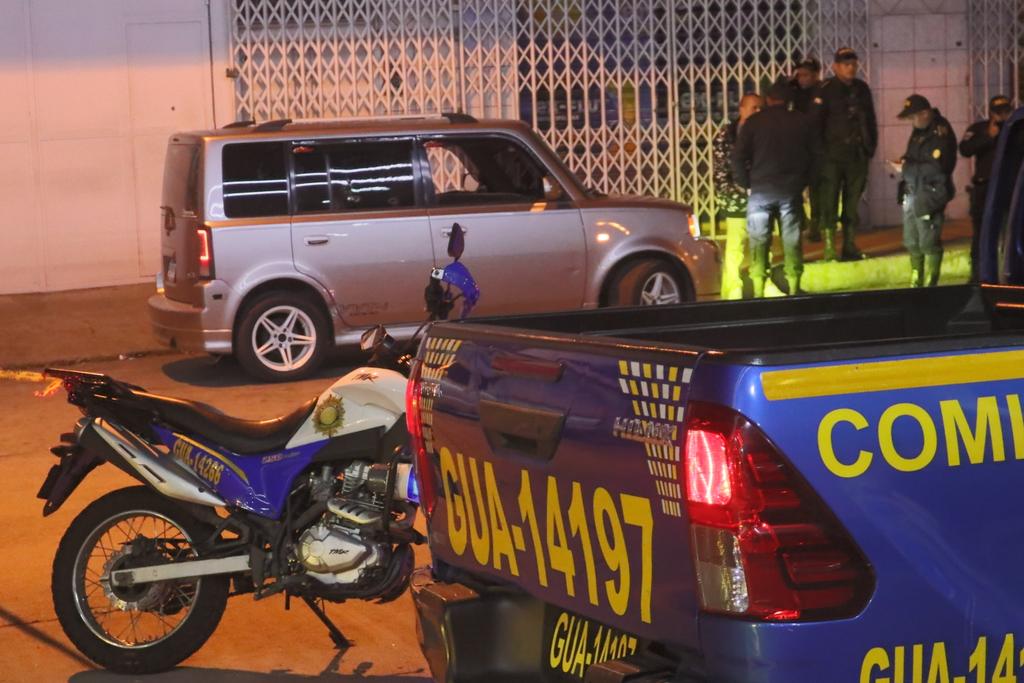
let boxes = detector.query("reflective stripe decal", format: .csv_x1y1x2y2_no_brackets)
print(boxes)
761,349,1024,401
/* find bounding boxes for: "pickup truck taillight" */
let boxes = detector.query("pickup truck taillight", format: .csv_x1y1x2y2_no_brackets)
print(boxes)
405,360,437,516
196,226,213,279
683,401,873,621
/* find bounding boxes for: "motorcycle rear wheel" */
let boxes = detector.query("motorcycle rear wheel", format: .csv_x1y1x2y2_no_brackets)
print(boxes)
52,486,229,674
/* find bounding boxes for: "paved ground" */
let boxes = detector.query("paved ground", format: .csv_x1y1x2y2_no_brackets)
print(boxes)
0,353,432,682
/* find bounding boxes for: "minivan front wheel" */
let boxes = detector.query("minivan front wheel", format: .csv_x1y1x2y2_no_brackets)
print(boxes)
607,258,690,307
236,292,330,381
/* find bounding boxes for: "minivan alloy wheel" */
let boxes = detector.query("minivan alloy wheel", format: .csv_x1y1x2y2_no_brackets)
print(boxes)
251,305,317,372
640,272,682,305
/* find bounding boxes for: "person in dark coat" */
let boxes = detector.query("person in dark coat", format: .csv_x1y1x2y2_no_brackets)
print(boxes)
714,92,763,299
790,57,825,243
890,94,958,287
732,80,818,296
959,94,1014,281
813,47,878,261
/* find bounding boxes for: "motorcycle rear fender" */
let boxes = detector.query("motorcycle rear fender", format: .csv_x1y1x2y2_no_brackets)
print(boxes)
39,418,226,517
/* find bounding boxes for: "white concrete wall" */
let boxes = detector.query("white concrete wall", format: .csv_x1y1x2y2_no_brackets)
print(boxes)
867,0,973,227
0,0,234,295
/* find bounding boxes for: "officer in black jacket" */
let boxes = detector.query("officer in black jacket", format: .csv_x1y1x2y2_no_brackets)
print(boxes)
813,47,878,261
892,94,958,287
733,80,817,296
959,95,1013,280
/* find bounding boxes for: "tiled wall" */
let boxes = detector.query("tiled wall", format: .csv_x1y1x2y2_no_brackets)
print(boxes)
866,0,973,227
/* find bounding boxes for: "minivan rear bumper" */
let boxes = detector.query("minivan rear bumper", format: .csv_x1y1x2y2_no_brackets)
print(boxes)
148,288,232,355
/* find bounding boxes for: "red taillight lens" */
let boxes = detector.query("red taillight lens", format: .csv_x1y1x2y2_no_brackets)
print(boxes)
683,401,873,621
405,360,438,516
196,227,213,278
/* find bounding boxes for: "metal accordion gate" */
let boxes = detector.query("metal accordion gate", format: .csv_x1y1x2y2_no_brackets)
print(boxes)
230,0,1018,233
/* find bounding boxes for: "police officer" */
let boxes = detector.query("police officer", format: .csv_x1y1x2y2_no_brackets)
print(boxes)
959,94,1013,281
714,93,763,299
790,57,822,115
813,47,878,261
733,80,817,297
891,94,957,287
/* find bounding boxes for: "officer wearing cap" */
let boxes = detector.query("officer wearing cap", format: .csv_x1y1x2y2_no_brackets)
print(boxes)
791,57,822,115
959,94,1014,280
733,79,818,297
813,47,878,261
791,56,824,242
891,94,957,287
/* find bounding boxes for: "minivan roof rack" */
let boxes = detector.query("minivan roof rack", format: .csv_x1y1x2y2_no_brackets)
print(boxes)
254,118,293,131
442,112,477,123
222,119,255,129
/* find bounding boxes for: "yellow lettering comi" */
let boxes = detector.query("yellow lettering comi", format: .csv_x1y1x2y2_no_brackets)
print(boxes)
819,394,1024,478
879,403,937,473
819,408,873,478
484,462,519,576
439,448,467,555
941,396,1006,466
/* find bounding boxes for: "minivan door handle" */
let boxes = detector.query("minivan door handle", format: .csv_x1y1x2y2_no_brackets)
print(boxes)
441,225,467,238
304,236,329,246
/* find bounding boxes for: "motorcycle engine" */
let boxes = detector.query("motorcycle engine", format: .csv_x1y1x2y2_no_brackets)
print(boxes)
296,460,401,585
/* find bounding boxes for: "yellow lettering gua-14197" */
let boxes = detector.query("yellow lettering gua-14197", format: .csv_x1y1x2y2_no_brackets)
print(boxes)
439,447,655,624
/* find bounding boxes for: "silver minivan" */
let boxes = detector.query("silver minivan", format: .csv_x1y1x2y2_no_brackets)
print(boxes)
149,114,720,380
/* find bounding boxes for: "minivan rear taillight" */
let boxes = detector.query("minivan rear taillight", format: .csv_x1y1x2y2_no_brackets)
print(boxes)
683,401,873,621
196,226,213,279
405,360,438,516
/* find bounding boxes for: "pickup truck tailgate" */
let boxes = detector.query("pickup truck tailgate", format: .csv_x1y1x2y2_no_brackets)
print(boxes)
414,330,702,646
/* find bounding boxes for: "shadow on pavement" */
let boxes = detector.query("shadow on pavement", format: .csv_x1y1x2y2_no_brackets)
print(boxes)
161,354,358,388
0,606,96,670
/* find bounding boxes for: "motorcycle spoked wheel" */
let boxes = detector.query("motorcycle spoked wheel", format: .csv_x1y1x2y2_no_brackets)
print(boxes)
52,486,229,674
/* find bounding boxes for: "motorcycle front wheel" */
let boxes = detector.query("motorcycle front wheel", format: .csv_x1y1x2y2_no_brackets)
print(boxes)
52,486,229,674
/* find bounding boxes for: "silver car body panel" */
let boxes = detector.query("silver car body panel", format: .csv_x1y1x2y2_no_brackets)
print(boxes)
149,117,721,356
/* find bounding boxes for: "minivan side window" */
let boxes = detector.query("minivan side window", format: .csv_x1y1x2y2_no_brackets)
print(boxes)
222,142,288,218
425,136,547,207
292,139,416,214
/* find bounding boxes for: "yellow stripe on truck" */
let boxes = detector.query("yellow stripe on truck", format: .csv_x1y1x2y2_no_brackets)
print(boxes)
761,349,1024,401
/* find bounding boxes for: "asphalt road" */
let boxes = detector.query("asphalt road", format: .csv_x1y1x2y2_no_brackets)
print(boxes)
0,353,433,682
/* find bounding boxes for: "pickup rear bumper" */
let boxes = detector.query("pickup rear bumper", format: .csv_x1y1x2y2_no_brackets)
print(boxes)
411,567,684,683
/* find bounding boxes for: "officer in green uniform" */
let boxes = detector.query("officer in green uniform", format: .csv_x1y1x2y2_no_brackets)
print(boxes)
959,95,1013,281
713,93,763,299
892,94,958,287
813,47,878,261
790,57,824,243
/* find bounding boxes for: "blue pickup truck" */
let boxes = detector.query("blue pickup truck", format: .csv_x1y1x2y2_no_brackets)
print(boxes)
405,108,1024,682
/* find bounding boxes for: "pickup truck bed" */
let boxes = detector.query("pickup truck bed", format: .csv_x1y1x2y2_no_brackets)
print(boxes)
407,284,1024,683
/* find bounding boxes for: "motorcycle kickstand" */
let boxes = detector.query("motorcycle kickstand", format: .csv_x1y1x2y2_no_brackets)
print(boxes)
301,596,350,650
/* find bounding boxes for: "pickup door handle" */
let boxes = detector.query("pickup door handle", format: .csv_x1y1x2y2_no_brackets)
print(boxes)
304,236,329,246
479,399,565,461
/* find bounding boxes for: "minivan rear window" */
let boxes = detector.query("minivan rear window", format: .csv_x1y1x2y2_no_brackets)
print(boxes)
162,143,201,214
223,142,288,218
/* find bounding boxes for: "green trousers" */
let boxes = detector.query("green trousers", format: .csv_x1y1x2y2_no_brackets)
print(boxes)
720,216,748,300
818,155,868,257
902,197,944,287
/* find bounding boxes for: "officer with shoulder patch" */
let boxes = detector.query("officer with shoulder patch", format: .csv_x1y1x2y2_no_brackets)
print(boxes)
813,47,878,261
890,94,958,287
959,94,1013,281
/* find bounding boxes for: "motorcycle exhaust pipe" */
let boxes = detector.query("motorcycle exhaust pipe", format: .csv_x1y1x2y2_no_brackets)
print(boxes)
85,418,226,508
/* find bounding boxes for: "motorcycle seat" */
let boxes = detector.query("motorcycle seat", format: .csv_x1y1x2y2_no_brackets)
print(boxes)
131,391,318,455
